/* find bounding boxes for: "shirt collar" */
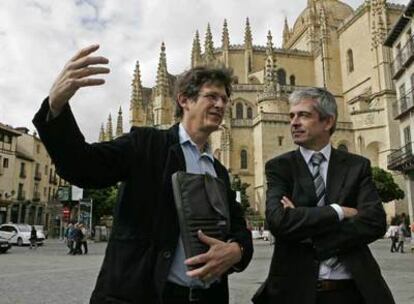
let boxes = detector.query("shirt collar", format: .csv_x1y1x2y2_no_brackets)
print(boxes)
299,143,332,165
178,123,214,162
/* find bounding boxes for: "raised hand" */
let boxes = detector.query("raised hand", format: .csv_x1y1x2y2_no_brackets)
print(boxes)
48,44,110,115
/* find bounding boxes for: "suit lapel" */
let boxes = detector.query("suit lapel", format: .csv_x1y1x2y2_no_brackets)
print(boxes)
326,148,348,205
294,149,318,205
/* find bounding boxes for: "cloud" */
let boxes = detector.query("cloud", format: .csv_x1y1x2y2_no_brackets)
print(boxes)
0,0,409,141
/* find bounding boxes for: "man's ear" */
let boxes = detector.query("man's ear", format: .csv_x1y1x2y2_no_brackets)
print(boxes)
324,116,335,132
177,94,190,111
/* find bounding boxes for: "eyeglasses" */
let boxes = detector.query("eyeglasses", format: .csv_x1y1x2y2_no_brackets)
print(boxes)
198,92,230,105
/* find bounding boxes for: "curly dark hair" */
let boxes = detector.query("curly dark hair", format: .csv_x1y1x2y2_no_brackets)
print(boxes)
174,66,233,118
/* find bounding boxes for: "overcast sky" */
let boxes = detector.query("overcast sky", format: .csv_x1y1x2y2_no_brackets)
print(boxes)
0,0,408,141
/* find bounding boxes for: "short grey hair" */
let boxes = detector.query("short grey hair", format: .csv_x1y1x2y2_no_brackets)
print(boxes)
289,87,338,134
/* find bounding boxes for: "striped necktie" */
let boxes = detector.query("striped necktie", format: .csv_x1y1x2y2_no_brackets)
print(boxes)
311,152,325,207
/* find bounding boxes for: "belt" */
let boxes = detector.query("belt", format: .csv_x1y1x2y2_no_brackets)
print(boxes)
316,279,356,292
164,281,210,302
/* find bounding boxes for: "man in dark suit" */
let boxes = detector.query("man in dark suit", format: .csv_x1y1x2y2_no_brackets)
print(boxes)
33,44,253,304
252,87,394,304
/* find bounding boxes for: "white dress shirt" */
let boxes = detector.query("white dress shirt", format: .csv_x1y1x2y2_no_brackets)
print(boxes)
299,144,352,280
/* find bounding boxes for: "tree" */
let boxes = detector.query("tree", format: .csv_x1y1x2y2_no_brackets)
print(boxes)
371,167,404,203
83,186,118,226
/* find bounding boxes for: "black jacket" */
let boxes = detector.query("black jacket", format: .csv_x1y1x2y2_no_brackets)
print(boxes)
33,99,253,304
253,149,394,304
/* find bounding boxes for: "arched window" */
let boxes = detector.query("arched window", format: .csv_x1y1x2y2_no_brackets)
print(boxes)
240,149,248,169
290,75,296,86
247,107,253,119
347,49,354,73
277,69,286,85
337,144,348,152
236,103,243,119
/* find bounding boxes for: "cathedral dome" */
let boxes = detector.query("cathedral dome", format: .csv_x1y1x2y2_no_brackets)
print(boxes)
292,0,354,34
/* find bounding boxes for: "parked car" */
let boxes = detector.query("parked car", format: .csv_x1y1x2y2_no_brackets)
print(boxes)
0,224,45,246
0,235,12,253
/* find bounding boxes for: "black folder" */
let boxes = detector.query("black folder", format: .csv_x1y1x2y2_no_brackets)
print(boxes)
172,171,230,265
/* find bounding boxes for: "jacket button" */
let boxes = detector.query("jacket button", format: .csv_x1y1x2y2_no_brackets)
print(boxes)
163,251,171,259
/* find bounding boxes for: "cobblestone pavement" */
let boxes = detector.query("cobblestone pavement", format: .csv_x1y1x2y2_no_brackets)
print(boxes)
0,239,412,304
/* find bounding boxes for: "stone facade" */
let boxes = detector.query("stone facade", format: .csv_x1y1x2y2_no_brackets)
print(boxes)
100,0,407,220
385,0,414,224
0,124,66,233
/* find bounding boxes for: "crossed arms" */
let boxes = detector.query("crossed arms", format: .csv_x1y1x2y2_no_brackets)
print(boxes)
265,156,386,260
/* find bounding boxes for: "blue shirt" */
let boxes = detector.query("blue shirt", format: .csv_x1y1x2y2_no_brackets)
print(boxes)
167,124,217,288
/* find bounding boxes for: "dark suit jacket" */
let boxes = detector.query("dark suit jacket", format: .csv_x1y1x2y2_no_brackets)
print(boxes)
33,99,253,304
252,148,394,304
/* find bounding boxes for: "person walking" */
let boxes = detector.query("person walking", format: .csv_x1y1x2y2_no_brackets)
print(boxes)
386,219,399,253
80,223,88,254
396,222,406,253
29,226,37,250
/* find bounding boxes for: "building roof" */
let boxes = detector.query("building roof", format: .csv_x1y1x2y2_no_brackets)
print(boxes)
292,0,354,35
384,0,413,47
0,122,22,137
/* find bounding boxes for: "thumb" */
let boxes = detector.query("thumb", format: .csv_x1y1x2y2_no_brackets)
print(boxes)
198,230,221,246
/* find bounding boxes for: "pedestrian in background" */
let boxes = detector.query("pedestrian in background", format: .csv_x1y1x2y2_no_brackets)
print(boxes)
73,223,84,255
65,223,75,254
29,225,37,250
387,224,399,253
396,221,406,253
80,223,88,255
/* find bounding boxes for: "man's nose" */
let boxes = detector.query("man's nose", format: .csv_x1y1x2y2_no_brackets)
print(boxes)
290,115,299,126
214,97,227,108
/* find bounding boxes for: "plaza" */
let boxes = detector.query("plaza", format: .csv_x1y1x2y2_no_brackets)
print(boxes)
0,239,413,304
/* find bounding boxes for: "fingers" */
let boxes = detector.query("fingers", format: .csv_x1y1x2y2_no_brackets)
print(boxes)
70,44,100,61
68,56,109,70
281,196,295,209
185,252,209,267
197,230,222,246
68,66,110,79
49,45,110,113
185,241,241,281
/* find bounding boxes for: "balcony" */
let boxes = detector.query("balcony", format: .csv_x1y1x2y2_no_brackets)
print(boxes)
388,142,414,172
392,89,414,119
19,170,26,178
392,54,404,79
34,171,42,181
17,191,26,201
392,35,414,80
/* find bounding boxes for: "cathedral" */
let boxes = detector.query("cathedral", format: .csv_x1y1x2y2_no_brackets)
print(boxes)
99,0,408,220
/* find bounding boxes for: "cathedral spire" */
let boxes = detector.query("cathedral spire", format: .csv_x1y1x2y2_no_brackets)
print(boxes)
191,30,202,68
106,114,113,141
283,16,290,47
99,123,105,142
319,5,328,40
155,42,170,96
222,19,230,50
116,106,123,137
244,17,252,49
131,61,143,109
266,30,274,56
263,30,278,95
204,23,215,65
